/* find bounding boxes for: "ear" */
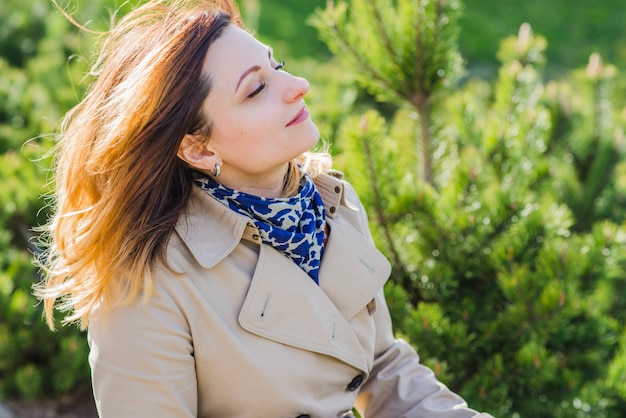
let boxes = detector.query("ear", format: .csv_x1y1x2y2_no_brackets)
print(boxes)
177,134,219,171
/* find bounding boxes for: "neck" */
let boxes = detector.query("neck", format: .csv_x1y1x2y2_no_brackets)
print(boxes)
212,164,290,198
237,182,284,198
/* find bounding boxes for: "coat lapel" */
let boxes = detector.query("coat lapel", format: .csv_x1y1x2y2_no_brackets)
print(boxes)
318,216,390,319
238,215,390,373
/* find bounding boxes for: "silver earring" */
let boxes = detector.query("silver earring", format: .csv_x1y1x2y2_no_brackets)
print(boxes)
211,163,221,177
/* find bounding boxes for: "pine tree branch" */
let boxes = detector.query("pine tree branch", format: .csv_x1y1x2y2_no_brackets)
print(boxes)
366,0,395,65
364,0,411,94
359,117,415,293
325,20,406,104
410,0,434,186
574,79,620,231
413,0,425,95
415,98,434,185
367,0,436,187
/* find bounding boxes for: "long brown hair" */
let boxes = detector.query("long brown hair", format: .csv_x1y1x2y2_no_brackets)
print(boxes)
35,0,243,329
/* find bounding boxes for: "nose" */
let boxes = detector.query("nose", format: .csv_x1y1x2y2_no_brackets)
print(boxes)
283,75,310,103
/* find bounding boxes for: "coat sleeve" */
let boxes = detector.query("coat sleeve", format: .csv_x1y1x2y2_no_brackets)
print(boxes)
87,282,197,418
342,181,493,418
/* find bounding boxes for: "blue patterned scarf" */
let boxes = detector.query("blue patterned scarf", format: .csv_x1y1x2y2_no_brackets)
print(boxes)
194,174,326,284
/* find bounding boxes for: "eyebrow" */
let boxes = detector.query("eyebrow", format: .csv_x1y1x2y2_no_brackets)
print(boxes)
234,48,273,93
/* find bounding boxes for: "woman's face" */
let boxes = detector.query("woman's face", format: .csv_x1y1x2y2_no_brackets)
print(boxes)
194,25,320,195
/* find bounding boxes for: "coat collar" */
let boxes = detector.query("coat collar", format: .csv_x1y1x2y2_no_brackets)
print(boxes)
175,171,346,269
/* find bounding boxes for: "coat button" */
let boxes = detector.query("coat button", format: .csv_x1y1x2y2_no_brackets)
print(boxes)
347,374,364,391
329,206,337,214
334,185,341,193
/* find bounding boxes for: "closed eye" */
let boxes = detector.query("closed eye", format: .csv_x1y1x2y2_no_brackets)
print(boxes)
247,82,265,98
246,54,284,99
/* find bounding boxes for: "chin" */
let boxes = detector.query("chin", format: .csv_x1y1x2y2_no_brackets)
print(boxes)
288,121,320,154
304,123,321,148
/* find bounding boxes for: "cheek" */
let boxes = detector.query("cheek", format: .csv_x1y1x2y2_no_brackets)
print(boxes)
211,106,282,152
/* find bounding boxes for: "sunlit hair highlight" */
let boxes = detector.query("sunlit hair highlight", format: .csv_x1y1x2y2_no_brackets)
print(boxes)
35,0,242,329
283,150,333,196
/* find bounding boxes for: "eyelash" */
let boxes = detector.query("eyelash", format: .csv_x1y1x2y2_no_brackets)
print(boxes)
247,60,286,98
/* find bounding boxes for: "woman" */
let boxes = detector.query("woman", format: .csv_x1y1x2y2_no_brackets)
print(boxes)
35,1,493,417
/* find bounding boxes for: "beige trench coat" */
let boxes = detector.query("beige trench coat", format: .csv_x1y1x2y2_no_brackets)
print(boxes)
88,172,493,418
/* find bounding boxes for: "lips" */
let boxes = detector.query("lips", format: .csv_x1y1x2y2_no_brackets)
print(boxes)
286,106,309,127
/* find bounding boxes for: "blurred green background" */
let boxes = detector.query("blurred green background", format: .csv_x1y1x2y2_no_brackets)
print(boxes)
242,0,626,76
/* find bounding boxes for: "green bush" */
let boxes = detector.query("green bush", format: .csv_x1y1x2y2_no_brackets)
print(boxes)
312,1,626,416
0,214,90,399
0,0,109,401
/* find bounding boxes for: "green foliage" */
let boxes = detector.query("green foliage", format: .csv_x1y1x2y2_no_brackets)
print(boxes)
311,0,464,107
311,0,464,186
0,226,91,399
544,55,625,229
314,1,626,416
0,0,122,402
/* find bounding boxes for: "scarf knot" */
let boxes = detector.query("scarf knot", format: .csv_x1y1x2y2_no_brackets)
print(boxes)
194,174,326,284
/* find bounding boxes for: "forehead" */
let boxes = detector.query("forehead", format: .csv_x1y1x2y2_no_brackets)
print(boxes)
202,25,266,86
